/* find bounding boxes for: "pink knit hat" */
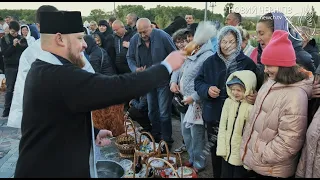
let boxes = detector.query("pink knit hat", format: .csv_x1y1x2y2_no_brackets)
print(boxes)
261,30,296,67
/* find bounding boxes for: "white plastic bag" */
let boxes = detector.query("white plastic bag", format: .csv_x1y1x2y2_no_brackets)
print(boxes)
183,102,204,128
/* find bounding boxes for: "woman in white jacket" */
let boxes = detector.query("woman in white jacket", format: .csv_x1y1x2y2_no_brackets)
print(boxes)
19,24,36,46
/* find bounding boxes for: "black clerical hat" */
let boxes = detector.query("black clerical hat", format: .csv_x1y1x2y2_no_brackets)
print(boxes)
40,11,83,34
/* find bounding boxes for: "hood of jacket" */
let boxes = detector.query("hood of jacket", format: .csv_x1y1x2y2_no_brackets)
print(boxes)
188,39,213,61
84,35,99,55
19,24,31,39
216,26,242,62
226,70,257,101
93,32,106,47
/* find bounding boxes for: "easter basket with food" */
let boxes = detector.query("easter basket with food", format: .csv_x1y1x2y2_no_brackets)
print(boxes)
145,158,180,178
134,132,157,159
158,152,197,178
146,140,181,178
115,118,136,158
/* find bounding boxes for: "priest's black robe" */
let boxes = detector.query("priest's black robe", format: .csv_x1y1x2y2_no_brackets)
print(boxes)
14,55,170,178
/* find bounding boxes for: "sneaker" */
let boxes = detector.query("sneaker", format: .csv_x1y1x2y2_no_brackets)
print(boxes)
174,145,187,153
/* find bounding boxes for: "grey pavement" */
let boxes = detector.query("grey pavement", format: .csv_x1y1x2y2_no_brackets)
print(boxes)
0,91,20,178
0,89,213,178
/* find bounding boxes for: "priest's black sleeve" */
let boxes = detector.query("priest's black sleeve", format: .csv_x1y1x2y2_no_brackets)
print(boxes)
58,64,170,113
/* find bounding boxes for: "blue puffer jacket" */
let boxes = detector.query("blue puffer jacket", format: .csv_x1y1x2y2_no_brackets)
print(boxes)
194,26,258,124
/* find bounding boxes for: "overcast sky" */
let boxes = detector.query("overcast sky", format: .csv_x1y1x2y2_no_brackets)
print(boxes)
0,2,319,17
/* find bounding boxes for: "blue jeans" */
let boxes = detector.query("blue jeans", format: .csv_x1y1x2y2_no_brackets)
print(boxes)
181,113,206,169
147,85,173,143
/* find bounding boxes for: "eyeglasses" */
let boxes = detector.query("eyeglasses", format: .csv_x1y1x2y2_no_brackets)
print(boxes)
175,40,187,44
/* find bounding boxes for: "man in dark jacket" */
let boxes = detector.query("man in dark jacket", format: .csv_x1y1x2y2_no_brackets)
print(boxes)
111,20,135,74
125,13,138,36
126,18,177,148
83,35,116,76
0,20,27,118
14,11,185,178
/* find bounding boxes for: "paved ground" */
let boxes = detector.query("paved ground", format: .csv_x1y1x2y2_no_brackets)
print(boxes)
170,116,213,178
0,91,20,178
0,90,213,178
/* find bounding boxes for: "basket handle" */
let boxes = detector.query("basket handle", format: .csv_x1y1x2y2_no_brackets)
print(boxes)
145,158,180,178
124,118,135,135
175,152,183,177
157,140,170,161
139,131,156,153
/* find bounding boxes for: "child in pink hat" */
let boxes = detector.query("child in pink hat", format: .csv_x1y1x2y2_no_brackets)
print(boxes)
240,30,313,178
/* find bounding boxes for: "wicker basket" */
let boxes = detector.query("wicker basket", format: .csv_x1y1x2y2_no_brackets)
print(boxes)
115,118,136,158
133,132,157,178
145,140,179,177
134,131,157,159
145,158,180,178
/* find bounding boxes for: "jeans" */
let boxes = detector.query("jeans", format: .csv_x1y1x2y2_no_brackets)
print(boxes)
180,113,206,169
4,67,18,116
147,85,173,144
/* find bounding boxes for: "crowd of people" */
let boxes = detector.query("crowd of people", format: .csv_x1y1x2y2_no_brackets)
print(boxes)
0,4,320,178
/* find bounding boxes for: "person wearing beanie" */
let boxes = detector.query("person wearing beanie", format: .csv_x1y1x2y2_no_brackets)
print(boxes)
217,70,257,178
195,25,258,178
240,30,313,178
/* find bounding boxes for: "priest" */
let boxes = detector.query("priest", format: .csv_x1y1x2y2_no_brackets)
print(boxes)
14,11,185,178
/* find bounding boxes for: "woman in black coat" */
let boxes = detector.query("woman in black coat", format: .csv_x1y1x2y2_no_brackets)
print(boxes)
84,35,116,76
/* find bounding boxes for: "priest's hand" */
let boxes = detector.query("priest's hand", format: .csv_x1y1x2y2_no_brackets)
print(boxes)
95,129,113,147
165,50,186,71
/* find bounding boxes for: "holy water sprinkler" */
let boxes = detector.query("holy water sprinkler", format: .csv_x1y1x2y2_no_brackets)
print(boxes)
184,21,217,56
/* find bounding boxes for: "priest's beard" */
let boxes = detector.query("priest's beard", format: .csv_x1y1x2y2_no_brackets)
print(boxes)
67,42,85,68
